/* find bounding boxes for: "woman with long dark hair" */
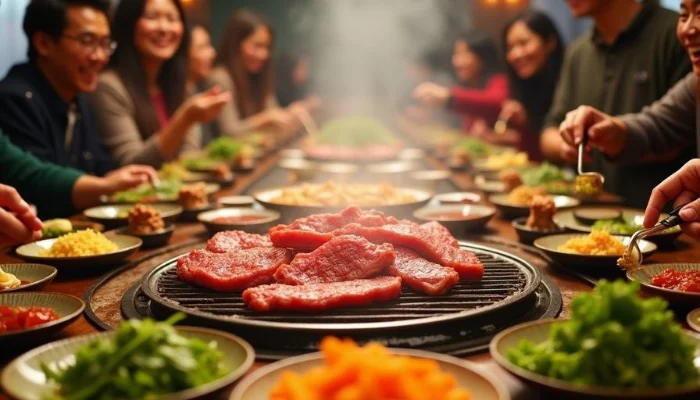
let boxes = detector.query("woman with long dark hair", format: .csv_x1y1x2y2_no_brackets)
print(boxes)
209,9,299,136
92,0,231,167
413,31,508,132
499,10,564,160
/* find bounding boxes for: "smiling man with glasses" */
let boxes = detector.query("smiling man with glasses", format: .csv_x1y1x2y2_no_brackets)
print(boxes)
0,0,116,176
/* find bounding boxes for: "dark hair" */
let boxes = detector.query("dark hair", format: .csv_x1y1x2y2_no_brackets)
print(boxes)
23,0,112,60
455,30,502,87
502,10,564,132
216,9,274,119
109,0,190,137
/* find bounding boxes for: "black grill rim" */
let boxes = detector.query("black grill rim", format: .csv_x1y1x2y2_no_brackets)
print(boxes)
140,241,542,333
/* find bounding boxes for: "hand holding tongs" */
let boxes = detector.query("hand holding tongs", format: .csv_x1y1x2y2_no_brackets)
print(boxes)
618,204,686,270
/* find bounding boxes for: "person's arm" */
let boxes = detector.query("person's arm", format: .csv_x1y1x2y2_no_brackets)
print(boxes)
208,67,280,136
615,73,697,164
447,75,509,119
0,133,84,219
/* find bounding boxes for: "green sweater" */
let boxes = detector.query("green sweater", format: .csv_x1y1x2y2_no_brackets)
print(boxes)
0,132,83,219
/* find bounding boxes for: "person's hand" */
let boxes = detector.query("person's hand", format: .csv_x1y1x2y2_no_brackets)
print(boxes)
645,159,700,238
413,82,451,108
264,108,298,134
499,100,528,128
184,86,232,123
559,106,628,159
0,185,42,247
103,165,158,193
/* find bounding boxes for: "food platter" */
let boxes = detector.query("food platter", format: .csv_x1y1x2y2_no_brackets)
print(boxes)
1,326,255,400
102,182,220,205
302,142,402,162
230,349,510,400
491,319,700,399
15,234,143,269
554,207,682,246
253,185,433,221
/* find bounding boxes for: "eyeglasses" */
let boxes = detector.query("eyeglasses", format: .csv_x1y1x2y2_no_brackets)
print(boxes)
63,34,118,56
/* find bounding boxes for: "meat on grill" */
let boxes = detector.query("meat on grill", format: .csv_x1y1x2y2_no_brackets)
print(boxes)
274,235,395,285
269,206,395,250
421,221,459,249
390,247,459,295
206,231,272,253
177,248,294,292
335,222,483,281
242,276,402,312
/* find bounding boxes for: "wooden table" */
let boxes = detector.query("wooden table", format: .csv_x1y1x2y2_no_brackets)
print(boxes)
1,151,697,400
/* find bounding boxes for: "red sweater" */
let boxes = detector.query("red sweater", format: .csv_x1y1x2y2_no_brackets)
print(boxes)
447,74,509,132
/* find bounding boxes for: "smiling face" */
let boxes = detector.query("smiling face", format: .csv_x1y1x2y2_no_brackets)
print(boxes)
679,0,700,76
188,26,216,82
506,20,553,79
134,0,183,65
452,40,482,84
240,26,272,74
36,6,111,97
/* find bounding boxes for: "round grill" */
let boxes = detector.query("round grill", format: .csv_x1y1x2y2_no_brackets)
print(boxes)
140,242,541,332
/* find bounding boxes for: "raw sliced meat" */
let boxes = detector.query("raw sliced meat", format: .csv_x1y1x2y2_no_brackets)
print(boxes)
335,222,483,281
206,231,272,253
269,205,394,250
390,247,459,295
177,248,294,292
242,276,402,312
274,235,395,285
421,221,459,248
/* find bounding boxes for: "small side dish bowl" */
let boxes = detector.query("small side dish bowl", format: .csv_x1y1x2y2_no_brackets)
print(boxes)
115,224,175,249
512,217,566,245
0,264,57,293
198,208,281,235
626,263,700,307
413,204,496,235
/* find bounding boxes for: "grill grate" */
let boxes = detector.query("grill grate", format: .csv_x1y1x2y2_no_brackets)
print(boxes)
146,247,536,328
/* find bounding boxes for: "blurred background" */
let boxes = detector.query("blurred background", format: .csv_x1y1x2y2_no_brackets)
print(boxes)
0,0,680,80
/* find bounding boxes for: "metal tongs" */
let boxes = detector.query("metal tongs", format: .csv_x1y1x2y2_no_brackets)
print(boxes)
618,204,685,270
574,133,605,198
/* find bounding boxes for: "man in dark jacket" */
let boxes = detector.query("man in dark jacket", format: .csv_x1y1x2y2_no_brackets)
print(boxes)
0,0,115,175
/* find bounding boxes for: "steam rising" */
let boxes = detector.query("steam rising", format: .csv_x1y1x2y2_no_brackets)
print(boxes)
302,0,469,115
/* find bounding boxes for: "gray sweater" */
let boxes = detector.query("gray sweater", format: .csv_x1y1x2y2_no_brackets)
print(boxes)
92,70,201,167
207,66,278,137
618,72,699,163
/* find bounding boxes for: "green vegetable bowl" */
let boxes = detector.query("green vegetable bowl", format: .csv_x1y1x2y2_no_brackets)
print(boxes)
491,319,700,399
1,326,255,400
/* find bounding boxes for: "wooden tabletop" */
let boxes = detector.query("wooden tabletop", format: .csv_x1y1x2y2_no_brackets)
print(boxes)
1,150,697,400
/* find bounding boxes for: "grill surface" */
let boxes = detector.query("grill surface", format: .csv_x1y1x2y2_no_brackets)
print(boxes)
141,242,540,332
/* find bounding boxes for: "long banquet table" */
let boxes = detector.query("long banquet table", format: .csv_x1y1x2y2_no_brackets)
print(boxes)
1,149,698,400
